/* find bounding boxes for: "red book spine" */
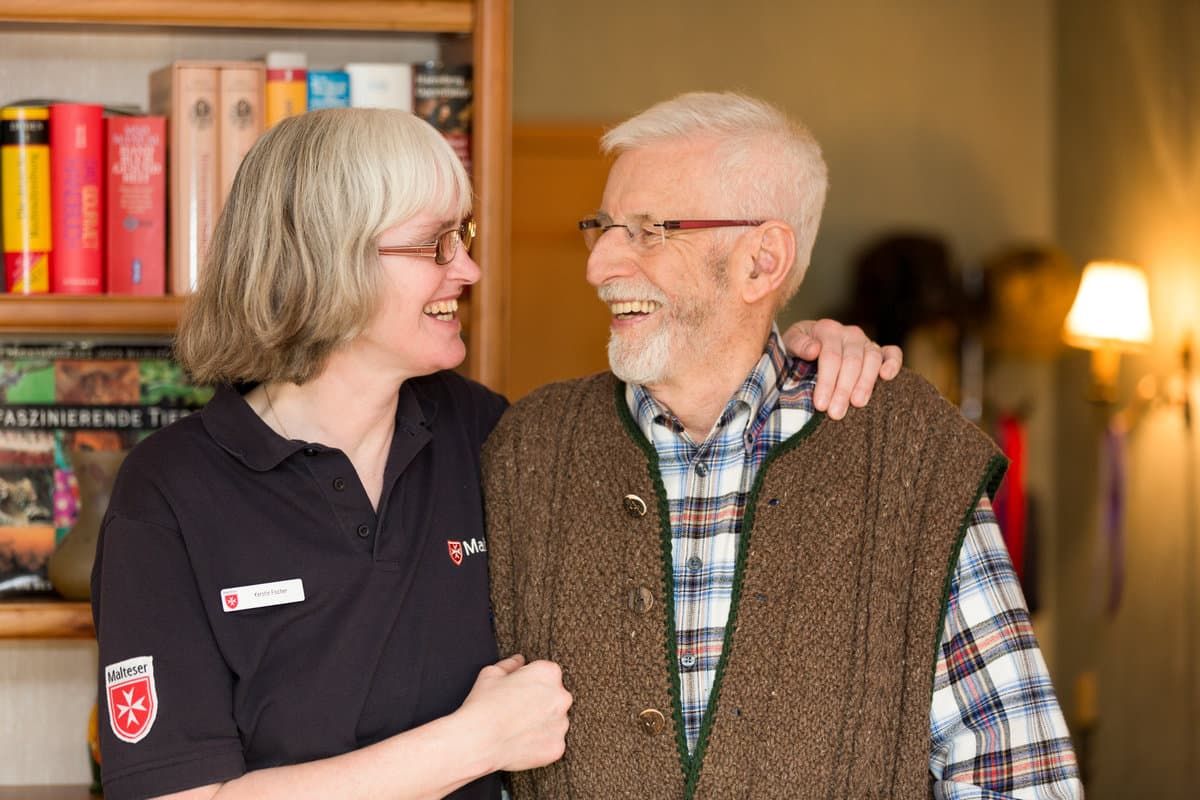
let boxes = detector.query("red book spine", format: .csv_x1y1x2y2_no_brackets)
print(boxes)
49,103,104,293
105,117,166,295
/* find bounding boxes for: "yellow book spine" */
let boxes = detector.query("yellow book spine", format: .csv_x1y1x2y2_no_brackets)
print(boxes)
1,106,51,293
265,68,307,127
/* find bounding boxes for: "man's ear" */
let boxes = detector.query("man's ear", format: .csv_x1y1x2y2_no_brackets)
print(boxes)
740,221,795,305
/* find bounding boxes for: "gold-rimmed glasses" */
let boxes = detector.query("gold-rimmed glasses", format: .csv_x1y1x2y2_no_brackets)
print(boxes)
378,219,477,265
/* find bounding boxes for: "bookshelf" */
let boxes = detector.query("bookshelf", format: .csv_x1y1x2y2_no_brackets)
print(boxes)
0,0,511,390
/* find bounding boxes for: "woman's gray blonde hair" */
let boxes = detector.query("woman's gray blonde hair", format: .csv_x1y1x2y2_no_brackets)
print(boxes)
175,108,472,385
600,92,827,301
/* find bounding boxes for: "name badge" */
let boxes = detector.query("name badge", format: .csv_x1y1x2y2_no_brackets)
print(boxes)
220,578,305,613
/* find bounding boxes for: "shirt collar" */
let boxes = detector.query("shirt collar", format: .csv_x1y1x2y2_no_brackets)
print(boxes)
628,325,799,445
202,380,433,472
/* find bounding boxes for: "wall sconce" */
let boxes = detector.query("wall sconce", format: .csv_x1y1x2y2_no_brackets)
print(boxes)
1063,260,1153,403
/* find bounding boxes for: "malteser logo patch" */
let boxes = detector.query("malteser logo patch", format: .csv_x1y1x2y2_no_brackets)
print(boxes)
447,537,486,566
105,655,158,743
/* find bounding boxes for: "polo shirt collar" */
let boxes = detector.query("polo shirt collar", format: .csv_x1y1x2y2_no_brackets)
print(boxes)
202,380,433,472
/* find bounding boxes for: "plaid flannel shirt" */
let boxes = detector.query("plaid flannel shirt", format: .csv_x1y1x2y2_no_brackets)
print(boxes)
628,330,1082,799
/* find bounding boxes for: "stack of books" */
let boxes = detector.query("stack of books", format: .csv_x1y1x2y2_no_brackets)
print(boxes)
0,53,473,297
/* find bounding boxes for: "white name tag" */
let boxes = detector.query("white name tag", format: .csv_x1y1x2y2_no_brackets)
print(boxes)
220,578,305,613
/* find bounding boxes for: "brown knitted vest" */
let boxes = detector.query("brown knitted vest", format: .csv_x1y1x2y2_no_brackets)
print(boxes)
484,369,1004,799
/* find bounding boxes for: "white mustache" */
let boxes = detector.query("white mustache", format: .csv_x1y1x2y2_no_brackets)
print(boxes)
597,280,668,305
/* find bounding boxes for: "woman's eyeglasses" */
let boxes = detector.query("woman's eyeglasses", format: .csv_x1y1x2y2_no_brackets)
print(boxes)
378,219,476,265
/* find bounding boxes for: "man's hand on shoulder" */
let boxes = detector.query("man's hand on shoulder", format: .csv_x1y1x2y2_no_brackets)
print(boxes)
782,319,903,420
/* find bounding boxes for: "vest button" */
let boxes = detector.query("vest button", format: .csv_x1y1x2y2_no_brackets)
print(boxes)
623,494,647,517
629,586,654,614
356,524,370,538
638,708,666,736
332,477,346,491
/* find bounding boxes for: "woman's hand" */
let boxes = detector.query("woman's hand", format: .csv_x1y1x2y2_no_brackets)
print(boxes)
457,654,573,773
149,654,573,800
782,319,903,420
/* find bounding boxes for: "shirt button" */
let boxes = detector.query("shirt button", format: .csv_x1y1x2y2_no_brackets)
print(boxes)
694,462,708,477
303,447,318,456
356,524,370,538
623,494,648,517
680,654,697,669
638,708,666,736
686,555,703,572
744,432,755,447
332,477,346,491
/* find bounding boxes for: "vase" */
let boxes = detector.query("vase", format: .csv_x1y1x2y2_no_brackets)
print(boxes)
48,448,127,601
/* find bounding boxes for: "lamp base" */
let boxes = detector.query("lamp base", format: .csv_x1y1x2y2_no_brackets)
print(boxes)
1089,347,1121,405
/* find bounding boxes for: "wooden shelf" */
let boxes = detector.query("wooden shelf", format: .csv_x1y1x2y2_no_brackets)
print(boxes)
0,786,96,799
0,600,94,639
0,0,473,33
0,296,184,336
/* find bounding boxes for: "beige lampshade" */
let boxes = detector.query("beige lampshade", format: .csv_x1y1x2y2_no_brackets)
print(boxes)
1063,261,1153,351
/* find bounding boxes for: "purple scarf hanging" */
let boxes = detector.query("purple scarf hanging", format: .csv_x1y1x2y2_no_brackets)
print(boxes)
1100,422,1126,617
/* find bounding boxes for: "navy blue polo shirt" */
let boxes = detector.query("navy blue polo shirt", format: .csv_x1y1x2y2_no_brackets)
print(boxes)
92,371,508,800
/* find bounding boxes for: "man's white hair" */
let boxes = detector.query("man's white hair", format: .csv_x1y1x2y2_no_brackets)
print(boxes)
600,92,828,300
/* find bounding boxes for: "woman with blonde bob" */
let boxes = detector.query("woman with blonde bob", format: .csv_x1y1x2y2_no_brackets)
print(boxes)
92,108,892,800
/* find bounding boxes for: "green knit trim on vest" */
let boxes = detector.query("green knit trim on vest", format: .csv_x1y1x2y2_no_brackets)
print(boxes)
686,408,826,798
613,379,693,777
931,453,1009,690
612,378,830,796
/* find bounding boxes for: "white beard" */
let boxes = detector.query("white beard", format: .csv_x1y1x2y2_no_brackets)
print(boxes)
608,322,673,385
598,260,724,387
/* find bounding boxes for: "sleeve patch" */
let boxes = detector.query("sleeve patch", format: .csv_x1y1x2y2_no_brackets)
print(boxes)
105,655,159,743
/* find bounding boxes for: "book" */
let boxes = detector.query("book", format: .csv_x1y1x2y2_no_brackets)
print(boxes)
265,51,307,127
0,340,214,597
49,104,105,294
218,63,266,203
106,116,166,295
150,61,219,294
308,70,351,110
344,63,413,110
1,106,52,294
413,62,473,173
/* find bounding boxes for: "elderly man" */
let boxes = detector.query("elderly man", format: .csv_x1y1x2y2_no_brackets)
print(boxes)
484,93,1082,799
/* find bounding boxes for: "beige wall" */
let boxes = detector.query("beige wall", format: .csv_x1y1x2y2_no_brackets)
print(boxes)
1054,1,1200,796
514,0,1056,322
0,641,97,785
